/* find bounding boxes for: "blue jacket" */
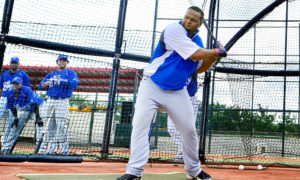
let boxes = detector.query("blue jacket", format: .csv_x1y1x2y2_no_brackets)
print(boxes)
39,69,79,98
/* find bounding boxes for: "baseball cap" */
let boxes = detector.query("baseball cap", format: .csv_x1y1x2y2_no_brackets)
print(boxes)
57,54,69,62
12,77,23,84
10,57,19,63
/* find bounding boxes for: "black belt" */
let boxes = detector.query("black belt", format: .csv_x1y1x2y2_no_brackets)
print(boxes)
50,97,67,100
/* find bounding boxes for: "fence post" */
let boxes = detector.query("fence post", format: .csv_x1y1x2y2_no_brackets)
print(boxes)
101,0,128,159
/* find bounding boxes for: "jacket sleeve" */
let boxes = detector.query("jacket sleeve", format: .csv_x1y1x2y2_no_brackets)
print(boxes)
60,70,79,88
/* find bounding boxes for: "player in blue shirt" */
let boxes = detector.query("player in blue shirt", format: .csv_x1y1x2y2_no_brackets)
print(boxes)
39,54,79,155
117,6,226,180
0,57,30,154
0,77,43,155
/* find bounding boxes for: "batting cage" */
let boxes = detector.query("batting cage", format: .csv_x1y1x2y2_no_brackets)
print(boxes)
0,0,299,170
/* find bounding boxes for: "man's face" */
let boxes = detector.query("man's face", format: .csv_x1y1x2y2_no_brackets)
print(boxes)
12,82,22,92
182,9,202,33
57,59,68,70
10,62,19,71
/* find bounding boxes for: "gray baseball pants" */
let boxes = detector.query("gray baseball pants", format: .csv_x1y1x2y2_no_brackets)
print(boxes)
126,76,201,177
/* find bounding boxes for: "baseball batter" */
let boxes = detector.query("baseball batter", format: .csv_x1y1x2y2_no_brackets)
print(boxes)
39,54,79,155
167,72,199,162
117,6,226,180
0,57,30,153
1,77,43,154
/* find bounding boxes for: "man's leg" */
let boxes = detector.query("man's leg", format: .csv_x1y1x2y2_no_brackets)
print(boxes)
6,111,31,153
41,100,56,154
167,116,183,160
125,77,161,177
1,113,15,154
164,88,201,178
35,104,47,154
55,99,70,154
0,97,10,146
2,110,13,149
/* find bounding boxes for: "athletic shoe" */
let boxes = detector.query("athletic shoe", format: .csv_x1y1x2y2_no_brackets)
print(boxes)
116,174,141,180
44,152,57,156
187,170,211,180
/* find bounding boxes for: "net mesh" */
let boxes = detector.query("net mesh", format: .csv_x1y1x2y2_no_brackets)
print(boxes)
0,0,299,168
206,0,300,167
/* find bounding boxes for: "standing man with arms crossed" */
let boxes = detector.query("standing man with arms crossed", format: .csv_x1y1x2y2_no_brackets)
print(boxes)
39,54,79,155
167,72,200,162
1,77,44,154
117,6,226,180
0,57,30,153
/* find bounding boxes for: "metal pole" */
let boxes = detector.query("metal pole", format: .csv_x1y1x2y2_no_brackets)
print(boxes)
0,0,15,72
250,25,256,137
208,70,216,154
298,23,300,138
208,0,220,154
151,0,159,56
199,0,217,162
101,0,128,159
282,0,288,157
88,93,98,145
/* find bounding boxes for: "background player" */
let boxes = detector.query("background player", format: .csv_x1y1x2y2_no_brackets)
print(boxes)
39,54,79,155
0,77,43,154
0,57,30,153
167,72,199,162
117,6,226,180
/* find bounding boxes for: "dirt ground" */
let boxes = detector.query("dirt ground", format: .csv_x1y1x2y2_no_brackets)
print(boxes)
0,161,300,180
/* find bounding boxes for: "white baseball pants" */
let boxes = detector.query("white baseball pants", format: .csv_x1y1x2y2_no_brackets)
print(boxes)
41,98,70,154
126,76,201,177
167,95,199,158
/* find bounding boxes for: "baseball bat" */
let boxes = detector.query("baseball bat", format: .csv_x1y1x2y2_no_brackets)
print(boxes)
34,108,54,155
148,112,158,143
188,0,227,65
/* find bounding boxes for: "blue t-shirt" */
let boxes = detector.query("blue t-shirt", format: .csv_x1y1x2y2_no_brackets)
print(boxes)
187,73,198,97
39,69,79,98
0,69,30,97
6,86,35,111
144,21,204,90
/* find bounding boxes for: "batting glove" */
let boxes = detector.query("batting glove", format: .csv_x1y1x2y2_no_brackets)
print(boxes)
35,116,43,127
213,41,227,58
46,78,54,88
11,117,19,128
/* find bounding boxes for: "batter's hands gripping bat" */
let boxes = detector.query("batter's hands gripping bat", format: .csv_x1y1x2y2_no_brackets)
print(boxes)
34,108,54,155
188,0,227,65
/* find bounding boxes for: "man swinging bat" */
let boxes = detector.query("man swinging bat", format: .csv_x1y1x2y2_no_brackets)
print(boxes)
117,6,226,180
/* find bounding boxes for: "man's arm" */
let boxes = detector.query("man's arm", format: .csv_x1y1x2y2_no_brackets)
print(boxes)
32,103,43,127
60,70,79,88
23,73,31,88
0,88,3,97
39,73,51,90
10,107,19,128
190,48,218,74
192,41,227,74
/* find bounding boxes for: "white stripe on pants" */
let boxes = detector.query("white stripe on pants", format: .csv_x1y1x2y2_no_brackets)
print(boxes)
167,95,199,157
126,76,201,177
